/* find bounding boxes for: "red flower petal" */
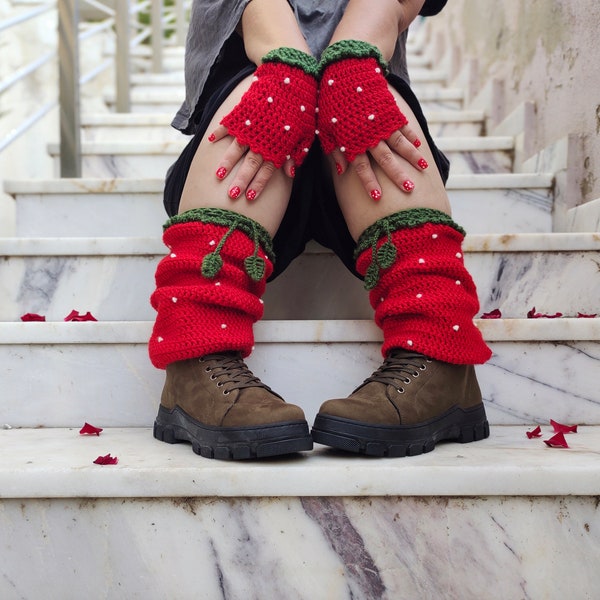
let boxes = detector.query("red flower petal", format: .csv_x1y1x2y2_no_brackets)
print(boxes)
93,453,118,465
577,312,597,318
20,313,46,321
527,307,562,319
481,309,502,319
544,432,569,448
550,419,578,434
79,422,103,436
526,425,542,439
64,310,98,322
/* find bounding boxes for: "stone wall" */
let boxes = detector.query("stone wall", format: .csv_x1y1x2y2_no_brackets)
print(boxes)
423,0,600,205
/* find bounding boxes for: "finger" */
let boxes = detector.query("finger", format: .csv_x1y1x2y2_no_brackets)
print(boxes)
214,138,248,181
330,149,348,176
225,150,264,200
351,153,383,201
244,160,278,201
283,157,296,179
370,141,416,194
387,130,428,171
208,124,230,143
399,122,423,149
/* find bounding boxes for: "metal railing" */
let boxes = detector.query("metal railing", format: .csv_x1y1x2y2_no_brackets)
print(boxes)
0,0,189,177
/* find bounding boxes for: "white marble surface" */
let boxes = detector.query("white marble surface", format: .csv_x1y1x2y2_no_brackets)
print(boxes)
0,320,599,428
1,492,598,599
1,426,600,498
2,233,597,321
7,173,554,236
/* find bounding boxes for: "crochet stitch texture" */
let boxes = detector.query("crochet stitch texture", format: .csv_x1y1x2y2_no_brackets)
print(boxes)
149,209,273,369
317,40,409,161
220,48,318,168
355,210,492,364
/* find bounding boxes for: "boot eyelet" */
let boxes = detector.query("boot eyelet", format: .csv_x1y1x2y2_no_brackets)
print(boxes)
210,374,217,380
412,371,419,377
217,381,224,387
397,387,405,394
223,390,230,395
403,377,411,384
205,366,212,373
420,364,427,371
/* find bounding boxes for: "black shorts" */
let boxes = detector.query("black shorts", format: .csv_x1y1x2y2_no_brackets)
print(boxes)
163,65,449,281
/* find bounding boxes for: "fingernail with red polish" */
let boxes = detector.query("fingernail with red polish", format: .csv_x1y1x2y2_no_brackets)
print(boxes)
403,180,415,192
228,186,241,199
208,133,216,142
418,158,429,170
370,189,382,201
246,189,257,201
336,163,343,175
216,166,227,180
290,166,296,178
413,138,421,148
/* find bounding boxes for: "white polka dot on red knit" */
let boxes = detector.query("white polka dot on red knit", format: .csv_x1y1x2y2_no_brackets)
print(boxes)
418,258,425,264
209,240,216,246
221,324,227,329
453,325,460,331
407,340,413,346
171,297,177,303
284,77,290,84
259,299,264,304
245,120,251,126
331,117,338,124
340,146,346,152
456,252,462,258
375,67,381,74
215,282,221,287
284,125,291,131
455,280,461,285
267,97,273,103
157,336,164,342
356,86,363,92
328,79,334,86
432,234,438,239
368,114,375,121
170,253,176,258
416,293,423,298
300,105,306,112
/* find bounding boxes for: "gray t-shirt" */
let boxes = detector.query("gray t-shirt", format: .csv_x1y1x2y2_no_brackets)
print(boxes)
172,0,446,133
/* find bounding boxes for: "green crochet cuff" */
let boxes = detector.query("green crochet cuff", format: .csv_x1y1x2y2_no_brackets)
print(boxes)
165,208,275,281
262,47,319,78
355,208,466,260
318,39,389,76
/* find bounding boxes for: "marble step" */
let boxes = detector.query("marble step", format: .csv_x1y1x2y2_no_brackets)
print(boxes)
45,136,515,178
1,318,599,428
1,426,598,598
1,233,598,322
5,173,554,236
80,109,485,141
103,86,465,113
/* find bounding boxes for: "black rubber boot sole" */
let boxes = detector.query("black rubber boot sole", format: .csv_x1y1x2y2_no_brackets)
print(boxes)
311,404,489,458
154,405,313,460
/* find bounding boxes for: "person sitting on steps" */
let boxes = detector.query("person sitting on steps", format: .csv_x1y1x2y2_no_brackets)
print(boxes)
148,0,492,460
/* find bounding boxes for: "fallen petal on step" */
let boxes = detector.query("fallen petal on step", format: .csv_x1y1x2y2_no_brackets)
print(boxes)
64,310,98,322
544,432,569,448
577,312,597,318
526,425,542,439
550,419,578,434
79,422,103,436
527,307,562,319
481,309,502,319
20,313,46,321
93,454,118,465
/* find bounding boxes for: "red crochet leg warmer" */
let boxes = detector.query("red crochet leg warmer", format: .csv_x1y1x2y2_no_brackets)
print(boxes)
149,209,274,369
355,209,492,364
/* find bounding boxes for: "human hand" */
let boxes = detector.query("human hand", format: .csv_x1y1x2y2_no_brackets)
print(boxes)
317,40,428,200
210,47,318,201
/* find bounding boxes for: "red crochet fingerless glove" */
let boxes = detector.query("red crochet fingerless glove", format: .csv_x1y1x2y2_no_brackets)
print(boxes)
317,40,409,161
220,47,318,168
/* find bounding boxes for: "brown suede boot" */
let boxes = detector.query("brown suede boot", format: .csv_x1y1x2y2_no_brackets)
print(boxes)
311,349,489,457
154,352,313,460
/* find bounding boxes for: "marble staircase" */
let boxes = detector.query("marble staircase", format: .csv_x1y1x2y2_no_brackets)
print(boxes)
1,31,600,600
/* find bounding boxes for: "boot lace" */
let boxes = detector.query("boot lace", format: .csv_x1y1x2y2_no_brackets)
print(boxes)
199,352,277,396
358,350,432,393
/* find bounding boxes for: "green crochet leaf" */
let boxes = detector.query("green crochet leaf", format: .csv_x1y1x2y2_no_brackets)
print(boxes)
201,252,223,279
364,260,380,291
244,255,266,282
376,241,397,269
